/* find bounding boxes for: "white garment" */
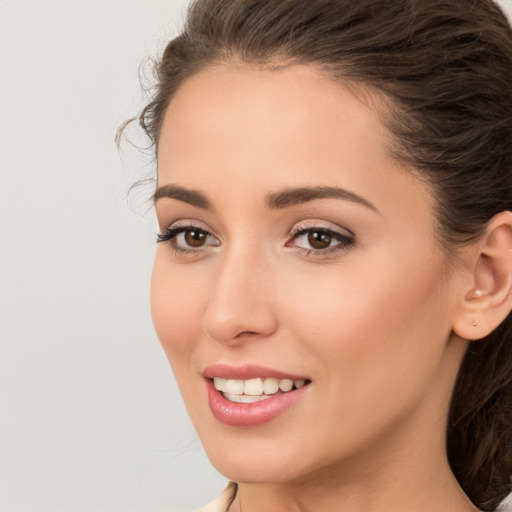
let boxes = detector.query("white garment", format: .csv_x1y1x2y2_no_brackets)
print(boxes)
196,482,237,512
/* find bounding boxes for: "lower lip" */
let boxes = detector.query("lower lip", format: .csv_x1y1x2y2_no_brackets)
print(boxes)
206,379,310,427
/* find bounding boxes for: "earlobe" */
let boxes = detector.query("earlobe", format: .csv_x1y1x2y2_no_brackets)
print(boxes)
453,211,512,341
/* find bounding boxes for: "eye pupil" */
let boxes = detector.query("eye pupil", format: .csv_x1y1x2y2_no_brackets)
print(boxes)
185,229,207,247
308,231,331,249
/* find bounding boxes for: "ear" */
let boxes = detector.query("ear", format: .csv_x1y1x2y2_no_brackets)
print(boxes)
453,211,512,341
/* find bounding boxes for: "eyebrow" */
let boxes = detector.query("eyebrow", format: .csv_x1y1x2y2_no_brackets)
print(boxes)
153,184,213,210
153,184,377,212
265,186,378,212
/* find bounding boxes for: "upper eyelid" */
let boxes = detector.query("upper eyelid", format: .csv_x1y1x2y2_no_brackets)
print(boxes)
163,219,216,235
289,220,355,238
165,219,208,229
164,224,218,241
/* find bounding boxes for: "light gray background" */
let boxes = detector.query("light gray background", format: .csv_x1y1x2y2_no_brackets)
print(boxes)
1,1,511,511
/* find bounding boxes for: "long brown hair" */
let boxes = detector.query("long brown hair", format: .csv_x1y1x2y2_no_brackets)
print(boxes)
132,1,512,509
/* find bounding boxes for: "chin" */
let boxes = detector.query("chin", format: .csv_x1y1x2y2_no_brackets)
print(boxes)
198,425,330,485
208,452,304,484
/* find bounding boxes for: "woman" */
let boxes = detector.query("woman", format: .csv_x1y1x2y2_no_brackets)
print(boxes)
133,0,512,510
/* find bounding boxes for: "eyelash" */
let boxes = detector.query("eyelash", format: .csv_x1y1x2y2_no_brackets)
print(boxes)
156,224,217,255
286,224,356,256
156,223,356,257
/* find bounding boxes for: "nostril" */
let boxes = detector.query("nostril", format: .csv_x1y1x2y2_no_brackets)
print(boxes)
234,330,259,338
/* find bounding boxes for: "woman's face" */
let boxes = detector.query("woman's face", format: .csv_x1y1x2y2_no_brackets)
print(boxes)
152,64,468,484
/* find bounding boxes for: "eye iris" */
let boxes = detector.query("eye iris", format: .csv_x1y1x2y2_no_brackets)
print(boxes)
308,230,331,249
185,229,207,247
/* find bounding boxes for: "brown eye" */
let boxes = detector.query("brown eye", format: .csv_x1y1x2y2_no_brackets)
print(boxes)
288,225,356,255
307,230,332,249
157,224,220,253
184,229,208,247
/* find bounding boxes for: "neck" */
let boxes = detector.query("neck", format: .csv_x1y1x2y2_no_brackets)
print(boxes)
230,439,478,512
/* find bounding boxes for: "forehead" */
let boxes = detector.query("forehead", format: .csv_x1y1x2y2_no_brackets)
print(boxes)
156,63,432,230
159,64,388,178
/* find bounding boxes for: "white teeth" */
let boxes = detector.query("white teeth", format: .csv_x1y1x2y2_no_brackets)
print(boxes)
224,393,272,403
279,379,294,392
213,376,308,398
244,378,264,395
225,379,244,395
213,377,227,392
263,377,279,394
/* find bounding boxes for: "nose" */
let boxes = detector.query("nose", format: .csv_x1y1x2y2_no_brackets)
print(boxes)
202,249,278,346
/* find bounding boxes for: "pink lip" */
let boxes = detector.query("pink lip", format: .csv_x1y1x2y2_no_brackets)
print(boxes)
202,364,308,381
203,365,311,427
205,380,310,427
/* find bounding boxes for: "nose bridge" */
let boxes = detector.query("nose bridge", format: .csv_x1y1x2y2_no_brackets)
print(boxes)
202,242,277,345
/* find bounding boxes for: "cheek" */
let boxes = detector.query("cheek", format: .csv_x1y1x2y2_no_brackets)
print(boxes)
280,252,452,392
270,257,453,459
150,255,215,433
150,254,206,367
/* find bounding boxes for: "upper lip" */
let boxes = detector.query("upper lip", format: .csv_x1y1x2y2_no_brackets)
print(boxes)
202,364,309,381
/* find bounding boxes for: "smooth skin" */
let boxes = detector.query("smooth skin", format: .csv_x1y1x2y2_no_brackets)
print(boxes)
151,64,512,512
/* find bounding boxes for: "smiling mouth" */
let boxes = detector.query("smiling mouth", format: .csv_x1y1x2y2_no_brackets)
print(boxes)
212,377,310,403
